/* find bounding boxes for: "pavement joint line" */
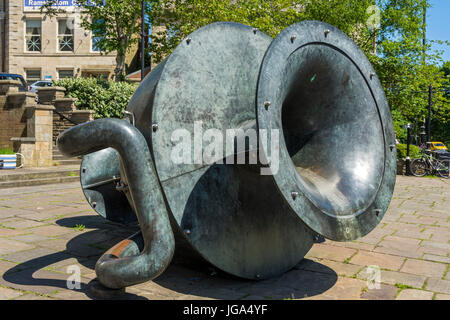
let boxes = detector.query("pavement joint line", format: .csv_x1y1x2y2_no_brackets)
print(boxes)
0,284,53,299
422,278,429,290
398,257,408,271
352,266,366,278
443,264,450,280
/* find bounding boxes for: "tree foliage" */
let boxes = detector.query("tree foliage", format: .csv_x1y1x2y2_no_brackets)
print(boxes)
40,0,449,144
150,0,449,144
149,0,375,63
372,0,449,141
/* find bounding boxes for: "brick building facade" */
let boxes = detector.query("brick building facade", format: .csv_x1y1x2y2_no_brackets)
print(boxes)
0,0,119,82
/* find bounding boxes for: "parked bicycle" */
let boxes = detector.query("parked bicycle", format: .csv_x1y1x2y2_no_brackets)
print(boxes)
410,152,450,179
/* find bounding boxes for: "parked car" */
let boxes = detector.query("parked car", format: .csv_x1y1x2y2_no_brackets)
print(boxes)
28,80,53,102
28,80,53,93
0,73,27,91
430,141,448,152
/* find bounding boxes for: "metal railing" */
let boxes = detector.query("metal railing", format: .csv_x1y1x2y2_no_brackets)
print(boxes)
53,109,79,126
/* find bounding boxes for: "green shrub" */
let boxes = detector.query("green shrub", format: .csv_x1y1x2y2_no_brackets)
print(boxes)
396,143,422,160
53,78,138,119
0,148,15,154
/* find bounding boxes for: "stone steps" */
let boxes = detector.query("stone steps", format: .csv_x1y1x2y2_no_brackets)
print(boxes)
52,148,82,166
0,166,80,189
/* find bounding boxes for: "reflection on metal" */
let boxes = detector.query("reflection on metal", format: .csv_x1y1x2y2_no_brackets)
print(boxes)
123,111,135,126
57,21,396,290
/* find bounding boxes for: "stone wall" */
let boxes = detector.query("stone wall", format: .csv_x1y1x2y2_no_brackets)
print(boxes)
0,80,32,149
12,105,55,167
1,83,95,167
42,87,95,143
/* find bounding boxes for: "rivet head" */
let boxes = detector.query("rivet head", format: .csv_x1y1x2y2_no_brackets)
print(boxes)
345,227,350,234
375,209,381,216
253,28,258,34
390,144,395,151
152,124,158,132
92,202,97,208
291,191,299,200
264,101,271,110
290,35,296,43
185,229,191,235
186,37,191,44
82,167,86,173
255,274,261,279
324,29,330,36
370,72,376,79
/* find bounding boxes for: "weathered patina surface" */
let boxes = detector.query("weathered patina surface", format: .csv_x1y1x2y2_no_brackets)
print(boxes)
57,21,395,289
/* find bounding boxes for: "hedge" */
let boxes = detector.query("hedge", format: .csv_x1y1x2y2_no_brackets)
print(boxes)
53,78,138,119
396,143,422,160
0,148,15,154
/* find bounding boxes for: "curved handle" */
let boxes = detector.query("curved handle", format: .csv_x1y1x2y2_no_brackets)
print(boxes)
15,153,25,169
57,118,175,289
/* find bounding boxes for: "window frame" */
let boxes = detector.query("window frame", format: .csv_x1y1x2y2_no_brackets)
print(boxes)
25,19,42,53
25,69,42,83
58,69,74,79
91,34,102,52
57,18,75,52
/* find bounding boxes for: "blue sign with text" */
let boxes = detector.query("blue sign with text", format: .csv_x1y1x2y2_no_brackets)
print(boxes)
25,0,75,7
24,0,101,10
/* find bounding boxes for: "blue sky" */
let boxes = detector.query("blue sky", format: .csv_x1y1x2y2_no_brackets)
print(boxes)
428,0,450,63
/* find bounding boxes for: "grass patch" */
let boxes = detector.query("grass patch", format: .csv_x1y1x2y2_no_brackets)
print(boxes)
238,293,250,300
68,171,78,177
88,243,108,250
395,283,414,290
0,148,15,154
72,224,85,231
0,223,16,230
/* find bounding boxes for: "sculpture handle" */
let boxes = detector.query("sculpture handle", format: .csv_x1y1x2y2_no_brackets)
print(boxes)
57,118,175,289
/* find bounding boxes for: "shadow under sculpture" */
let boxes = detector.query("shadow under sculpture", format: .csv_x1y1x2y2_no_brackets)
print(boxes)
57,21,396,290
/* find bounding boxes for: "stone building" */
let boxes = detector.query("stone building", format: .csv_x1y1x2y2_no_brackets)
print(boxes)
0,0,119,82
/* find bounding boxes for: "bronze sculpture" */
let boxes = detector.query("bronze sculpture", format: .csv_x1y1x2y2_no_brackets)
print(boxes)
57,21,396,289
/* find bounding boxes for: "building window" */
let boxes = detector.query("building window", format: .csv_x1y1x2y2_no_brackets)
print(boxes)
91,36,102,52
81,71,109,80
25,69,41,82
58,19,74,52
25,20,41,52
58,69,74,79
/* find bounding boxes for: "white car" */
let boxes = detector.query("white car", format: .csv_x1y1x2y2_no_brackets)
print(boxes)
28,80,53,102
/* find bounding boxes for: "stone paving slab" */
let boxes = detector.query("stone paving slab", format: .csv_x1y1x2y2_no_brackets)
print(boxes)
396,289,434,300
0,175,449,300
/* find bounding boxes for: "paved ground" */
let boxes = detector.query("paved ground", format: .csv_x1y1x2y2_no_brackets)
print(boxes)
0,176,449,300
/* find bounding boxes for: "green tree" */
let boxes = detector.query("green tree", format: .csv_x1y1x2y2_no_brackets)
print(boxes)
149,0,375,63
150,0,448,138
372,1,449,141
432,61,450,146
41,0,149,80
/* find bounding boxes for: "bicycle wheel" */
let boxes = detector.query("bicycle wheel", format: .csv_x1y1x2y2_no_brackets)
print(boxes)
410,158,427,177
435,160,450,179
